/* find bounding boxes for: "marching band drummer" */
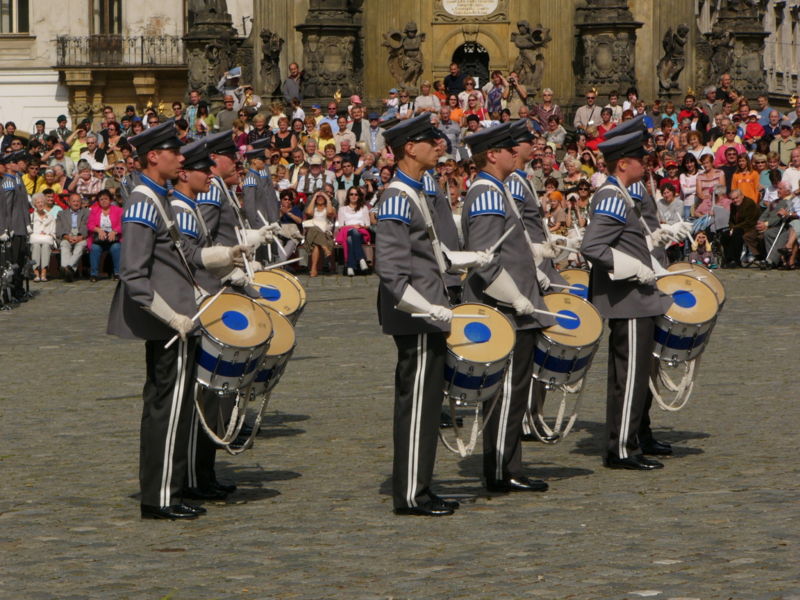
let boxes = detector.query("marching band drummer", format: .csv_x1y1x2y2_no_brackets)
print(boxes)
106,121,244,519
461,123,555,494
376,113,491,517
579,122,674,471
505,119,569,444
242,141,282,264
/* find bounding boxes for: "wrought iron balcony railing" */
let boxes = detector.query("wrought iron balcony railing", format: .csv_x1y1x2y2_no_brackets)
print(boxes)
55,35,186,68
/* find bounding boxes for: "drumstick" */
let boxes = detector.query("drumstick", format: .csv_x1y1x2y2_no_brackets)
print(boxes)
553,242,581,253
164,286,227,350
548,283,583,291
262,257,302,271
496,302,580,321
235,227,256,280
411,314,489,319
257,210,275,263
659,269,694,278
486,225,516,255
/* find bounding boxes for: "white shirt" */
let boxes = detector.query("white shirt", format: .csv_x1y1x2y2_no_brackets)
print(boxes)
781,167,800,194
336,204,370,228
657,197,683,225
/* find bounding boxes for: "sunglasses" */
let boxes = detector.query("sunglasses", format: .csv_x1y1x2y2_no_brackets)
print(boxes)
332,160,342,164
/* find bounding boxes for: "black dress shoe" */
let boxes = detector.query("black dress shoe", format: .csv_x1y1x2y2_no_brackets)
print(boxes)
211,477,236,493
394,499,455,517
429,493,460,510
521,432,560,443
178,503,207,515
640,439,673,456
141,504,199,520
183,486,228,501
486,475,549,493
64,266,74,282
604,454,664,470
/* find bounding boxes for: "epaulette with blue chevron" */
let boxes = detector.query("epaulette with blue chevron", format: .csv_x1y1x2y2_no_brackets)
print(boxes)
468,189,505,218
195,185,221,206
122,200,159,230
594,194,627,223
176,211,199,239
377,191,412,225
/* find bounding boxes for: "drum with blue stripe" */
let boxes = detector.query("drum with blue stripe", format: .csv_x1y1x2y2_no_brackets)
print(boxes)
532,293,602,388
250,270,306,325
444,303,515,405
667,262,726,309
559,268,590,300
653,274,718,364
196,292,273,393
250,305,296,397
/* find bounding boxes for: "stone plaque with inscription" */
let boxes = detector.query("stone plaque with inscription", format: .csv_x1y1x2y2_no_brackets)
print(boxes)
434,0,508,23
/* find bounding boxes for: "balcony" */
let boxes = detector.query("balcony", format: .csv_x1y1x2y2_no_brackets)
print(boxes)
55,35,186,69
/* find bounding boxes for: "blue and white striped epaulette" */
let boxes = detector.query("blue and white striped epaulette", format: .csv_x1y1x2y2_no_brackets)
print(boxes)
468,189,505,218
243,174,259,188
627,181,645,201
2,176,15,190
422,172,438,196
377,191,412,225
593,194,627,223
258,168,270,179
176,211,199,239
506,176,527,202
122,200,159,230
195,185,221,206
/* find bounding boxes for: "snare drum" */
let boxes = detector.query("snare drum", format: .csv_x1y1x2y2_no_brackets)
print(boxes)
559,268,590,300
532,293,603,388
271,268,307,318
250,305,296,396
653,274,719,363
250,270,305,325
667,261,726,308
196,292,273,393
444,303,515,405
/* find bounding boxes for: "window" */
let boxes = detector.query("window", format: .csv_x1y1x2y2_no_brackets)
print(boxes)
0,0,29,34
92,0,122,35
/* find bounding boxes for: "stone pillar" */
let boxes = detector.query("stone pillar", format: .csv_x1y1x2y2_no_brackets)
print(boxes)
64,70,93,126
573,0,643,97
713,3,769,96
295,0,364,105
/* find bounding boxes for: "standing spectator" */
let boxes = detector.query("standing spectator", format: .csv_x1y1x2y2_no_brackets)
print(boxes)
698,86,722,121
185,89,201,132
462,93,489,125
1,121,17,152
320,102,340,131
86,189,122,281
482,71,509,114
49,115,71,143
544,115,567,150
713,125,746,166
743,110,765,149
348,106,370,146
438,107,461,158
444,62,466,95
432,80,447,104
731,153,760,202
397,90,415,120
680,154,700,219
762,110,783,142
273,116,298,160
573,90,601,131
21,161,43,194
193,102,214,137
55,192,89,281
29,193,56,282
215,95,237,131
533,88,562,128
687,130,713,162
247,114,272,146
505,71,528,117
716,73,736,105
604,91,623,123
770,124,797,166
695,154,726,217
333,115,356,152
282,62,304,105
457,78,481,110
718,146,741,192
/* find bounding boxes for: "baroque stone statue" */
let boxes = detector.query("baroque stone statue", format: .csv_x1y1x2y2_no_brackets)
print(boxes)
656,23,689,93
260,29,285,97
511,20,551,93
382,22,425,92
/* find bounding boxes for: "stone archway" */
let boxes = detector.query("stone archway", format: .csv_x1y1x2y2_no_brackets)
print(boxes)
452,41,490,87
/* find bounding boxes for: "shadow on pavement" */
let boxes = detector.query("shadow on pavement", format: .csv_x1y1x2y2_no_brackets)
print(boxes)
568,419,709,457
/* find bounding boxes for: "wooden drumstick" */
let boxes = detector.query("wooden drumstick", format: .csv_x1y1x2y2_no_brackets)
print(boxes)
548,283,583,291
235,227,256,280
658,269,694,278
164,286,227,350
262,257,302,271
411,314,489,319
486,225,517,255
496,301,580,321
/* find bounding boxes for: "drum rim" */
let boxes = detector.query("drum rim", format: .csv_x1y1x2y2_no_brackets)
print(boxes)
199,292,273,349
269,268,308,306
667,261,726,304
657,273,719,324
257,304,297,355
445,348,510,369
447,302,516,362
251,272,304,316
539,292,604,348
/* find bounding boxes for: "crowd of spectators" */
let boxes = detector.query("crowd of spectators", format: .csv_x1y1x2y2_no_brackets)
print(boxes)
4,62,800,291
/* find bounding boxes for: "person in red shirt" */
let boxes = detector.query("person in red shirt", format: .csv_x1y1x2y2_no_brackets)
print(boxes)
743,110,765,150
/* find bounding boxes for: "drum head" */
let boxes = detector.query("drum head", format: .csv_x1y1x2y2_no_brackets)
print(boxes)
271,268,307,307
658,274,718,325
667,262,725,306
447,303,515,363
251,271,303,317
199,292,272,348
260,306,296,356
540,293,603,347
559,268,590,298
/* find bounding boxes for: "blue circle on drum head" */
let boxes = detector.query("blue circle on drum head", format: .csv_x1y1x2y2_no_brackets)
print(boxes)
556,310,580,330
570,284,589,299
259,285,281,301
464,322,492,343
222,310,249,331
672,290,696,308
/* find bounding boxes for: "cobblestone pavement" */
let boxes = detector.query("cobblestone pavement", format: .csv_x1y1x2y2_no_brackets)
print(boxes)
1,270,799,600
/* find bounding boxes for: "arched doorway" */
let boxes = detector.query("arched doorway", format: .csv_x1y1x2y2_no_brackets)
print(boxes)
452,42,490,87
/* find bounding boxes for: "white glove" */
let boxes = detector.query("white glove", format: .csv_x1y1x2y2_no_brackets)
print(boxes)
224,267,250,287
0,232,8,242
242,228,269,248
536,268,551,291
651,256,671,278
26,225,32,235
665,221,693,242
649,228,673,248
201,245,245,270
249,259,264,273
531,240,559,260
512,296,535,316
146,292,195,340
444,248,493,270
610,249,655,285
485,269,532,315
396,284,452,323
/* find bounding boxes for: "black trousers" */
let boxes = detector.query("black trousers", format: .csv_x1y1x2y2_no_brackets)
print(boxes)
392,332,446,509
140,337,198,507
9,235,27,294
188,386,223,489
606,317,656,459
521,379,546,436
483,329,537,482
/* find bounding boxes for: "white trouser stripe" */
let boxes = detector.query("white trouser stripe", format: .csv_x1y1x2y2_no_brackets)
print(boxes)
619,320,636,459
187,388,199,489
495,354,514,480
522,377,535,435
406,333,426,507
160,339,187,507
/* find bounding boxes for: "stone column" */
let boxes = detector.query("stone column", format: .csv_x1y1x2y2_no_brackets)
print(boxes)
573,0,643,97
712,2,769,96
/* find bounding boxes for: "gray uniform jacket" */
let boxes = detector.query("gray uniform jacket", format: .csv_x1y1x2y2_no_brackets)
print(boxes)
581,176,672,320
7,174,30,237
628,180,668,268
242,168,279,227
107,176,198,340
1,174,15,234
375,170,451,336
423,171,462,289
171,189,221,294
461,171,554,330
196,176,249,246
759,198,790,228
506,169,567,286
55,207,90,239
120,171,142,205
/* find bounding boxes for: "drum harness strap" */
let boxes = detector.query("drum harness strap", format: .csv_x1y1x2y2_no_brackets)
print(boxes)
172,197,211,247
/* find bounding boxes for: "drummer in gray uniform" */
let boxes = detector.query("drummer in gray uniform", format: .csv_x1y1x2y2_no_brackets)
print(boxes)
6,151,31,300
461,123,554,493
579,123,674,471
376,113,491,516
243,139,280,228
505,120,568,443
107,121,244,519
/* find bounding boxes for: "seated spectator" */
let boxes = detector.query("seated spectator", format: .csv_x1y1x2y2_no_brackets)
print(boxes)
273,116,298,160
445,94,464,125
543,178,567,235
415,81,441,114
194,102,215,137
689,231,716,268
335,187,372,276
276,191,305,261
86,189,122,281
21,161,43,194
458,78,482,110
333,115,356,152
247,113,272,146
68,162,103,203
303,191,336,276
337,140,358,167
755,181,793,265
721,189,760,267
297,155,334,196
731,153,760,204
712,125,745,166
544,115,567,150
29,193,56,282
562,156,587,192
743,110,765,149
55,192,89,281
267,102,287,131
381,88,399,120
461,93,488,125
316,123,335,153
396,90,415,120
